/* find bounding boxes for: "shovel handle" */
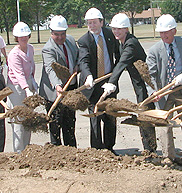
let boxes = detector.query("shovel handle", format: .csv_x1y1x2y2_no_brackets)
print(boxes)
139,81,176,107
158,85,182,98
167,104,182,119
0,100,10,110
171,112,182,121
94,91,108,114
76,73,112,92
48,72,77,117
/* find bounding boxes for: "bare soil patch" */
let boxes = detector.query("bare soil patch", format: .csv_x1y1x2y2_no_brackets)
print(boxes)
1,144,182,192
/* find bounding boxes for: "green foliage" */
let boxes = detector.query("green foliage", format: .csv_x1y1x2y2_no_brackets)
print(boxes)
121,0,150,35
160,0,182,22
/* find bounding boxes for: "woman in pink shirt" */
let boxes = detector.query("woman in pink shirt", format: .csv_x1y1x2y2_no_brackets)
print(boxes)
7,22,38,153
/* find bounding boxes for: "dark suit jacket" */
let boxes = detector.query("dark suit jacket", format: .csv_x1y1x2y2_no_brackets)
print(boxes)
78,27,120,103
108,32,149,103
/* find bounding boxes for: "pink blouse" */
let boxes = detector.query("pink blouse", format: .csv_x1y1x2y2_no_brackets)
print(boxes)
8,44,35,89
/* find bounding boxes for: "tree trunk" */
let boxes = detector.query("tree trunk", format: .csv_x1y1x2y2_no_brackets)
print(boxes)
78,15,82,28
131,12,135,35
36,13,40,43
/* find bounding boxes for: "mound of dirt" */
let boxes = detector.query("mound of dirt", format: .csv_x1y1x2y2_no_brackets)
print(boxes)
23,94,46,109
51,62,71,80
61,90,90,111
1,144,182,192
133,60,155,90
4,106,50,133
97,98,145,113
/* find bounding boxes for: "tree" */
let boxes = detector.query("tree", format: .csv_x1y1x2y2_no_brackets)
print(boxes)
21,0,56,43
0,0,17,44
53,0,91,28
160,0,182,22
122,0,150,35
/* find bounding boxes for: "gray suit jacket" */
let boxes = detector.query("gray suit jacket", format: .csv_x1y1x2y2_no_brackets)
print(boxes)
39,35,78,102
146,36,182,109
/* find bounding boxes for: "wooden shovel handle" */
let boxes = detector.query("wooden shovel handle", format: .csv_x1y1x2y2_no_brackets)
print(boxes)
94,91,108,114
158,85,182,98
168,104,182,118
0,100,10,110
48,72,77,117
171,112,182,121
139,81,176,107
76,73,112,92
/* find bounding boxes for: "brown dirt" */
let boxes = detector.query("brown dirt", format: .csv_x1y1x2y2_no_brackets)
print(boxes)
4,106,50,133
97,98,147,113
22,94,47,109
61,90,90,111
1,144,182,192
133,60,155,90
0,87,13,100
121,114,171,127
51,62,71,80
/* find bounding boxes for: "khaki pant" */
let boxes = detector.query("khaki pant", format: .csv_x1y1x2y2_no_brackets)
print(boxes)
159,90,182,159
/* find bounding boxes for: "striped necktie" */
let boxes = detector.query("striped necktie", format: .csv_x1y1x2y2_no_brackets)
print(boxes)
97,35,105,77
167,43,176,83
63,44,69,68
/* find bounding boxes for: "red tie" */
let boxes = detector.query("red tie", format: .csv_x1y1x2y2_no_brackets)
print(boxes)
63,44,69,68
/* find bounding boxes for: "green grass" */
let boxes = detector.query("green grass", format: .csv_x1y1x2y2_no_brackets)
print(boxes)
1,23,182,63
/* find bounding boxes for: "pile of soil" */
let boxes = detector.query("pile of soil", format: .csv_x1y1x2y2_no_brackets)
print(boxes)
23,94,47,109
0,87,13,99
61,90,90,111
97,98,145,113
4,106,50,133
121,114,171,127
1,144,182,192
133,60,155,90
51,62,70,80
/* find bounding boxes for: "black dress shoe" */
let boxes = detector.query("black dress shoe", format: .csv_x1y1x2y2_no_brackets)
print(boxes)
110,149,119,156
173,157,182,166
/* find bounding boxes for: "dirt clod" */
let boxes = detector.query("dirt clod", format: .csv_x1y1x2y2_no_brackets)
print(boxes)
4,106,50,133
97,98,145,113
51,62,71,80
61,90,90,111
133,60,155,90
0,87,13,100
23,94,47,109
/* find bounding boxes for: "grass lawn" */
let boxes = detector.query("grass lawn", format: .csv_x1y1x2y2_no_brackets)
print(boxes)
1,23,182,63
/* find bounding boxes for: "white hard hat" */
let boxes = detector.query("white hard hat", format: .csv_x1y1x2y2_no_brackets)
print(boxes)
84,8,103,20
49,15,68,31
155,14,177,32
109,13,131,28
13,22,31,37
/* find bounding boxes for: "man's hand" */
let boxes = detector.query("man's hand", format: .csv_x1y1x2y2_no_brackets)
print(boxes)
56,85,63,96
174,73,182,87
84,75,94,89
101,83,116,95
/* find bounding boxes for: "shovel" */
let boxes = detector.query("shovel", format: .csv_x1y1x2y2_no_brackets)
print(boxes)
81,90,108,117
139,81,175,107
47,72,77,117
139,104,182,120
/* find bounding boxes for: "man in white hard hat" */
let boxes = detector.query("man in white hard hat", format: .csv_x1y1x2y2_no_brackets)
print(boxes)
39,15,78,147
78,8,120,155
101,13,157,153
146,14,182,164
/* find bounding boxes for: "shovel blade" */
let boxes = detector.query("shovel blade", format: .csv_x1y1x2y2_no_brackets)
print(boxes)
106,111,132,117
81,111,105,117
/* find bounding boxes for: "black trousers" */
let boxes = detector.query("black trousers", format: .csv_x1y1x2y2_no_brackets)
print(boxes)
46,83,77,147
46,101,77,147
88,104,116,150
